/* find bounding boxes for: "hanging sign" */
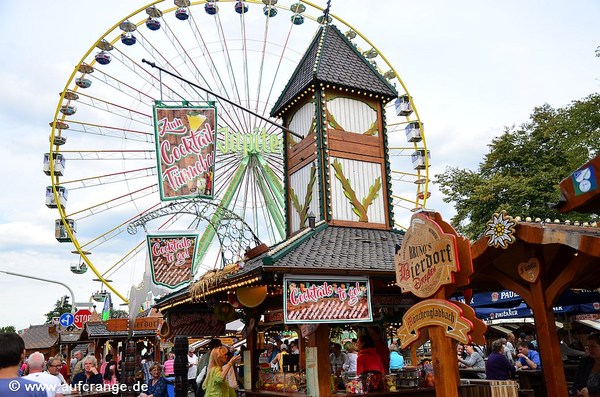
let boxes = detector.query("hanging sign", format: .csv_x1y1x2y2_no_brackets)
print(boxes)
165,311,226,338
396,299,472,348
153,104,217,200
283,276,372,324
395,214,460,298
147,232,199,289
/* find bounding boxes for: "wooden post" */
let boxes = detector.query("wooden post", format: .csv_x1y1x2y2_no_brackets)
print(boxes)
530,279,568,396
309,324,331,397
430,289,459,397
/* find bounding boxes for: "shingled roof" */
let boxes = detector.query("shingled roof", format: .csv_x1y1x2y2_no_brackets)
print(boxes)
242,224,403,275
21,324,59,350
270,24,398,117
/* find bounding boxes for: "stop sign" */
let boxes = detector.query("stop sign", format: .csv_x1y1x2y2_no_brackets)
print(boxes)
73,309,92,329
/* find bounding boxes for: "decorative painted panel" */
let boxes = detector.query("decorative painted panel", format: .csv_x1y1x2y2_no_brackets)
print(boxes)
326,97,378,136
289,163,321,234
288,102,315,145
330,157,385,224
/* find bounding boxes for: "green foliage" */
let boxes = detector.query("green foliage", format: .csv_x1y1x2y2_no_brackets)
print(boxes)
110,308,129,319
44,296,73,324
435,94,600,239
0,326,16,333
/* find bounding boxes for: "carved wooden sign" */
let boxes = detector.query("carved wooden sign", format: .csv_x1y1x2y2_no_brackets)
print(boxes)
397,299,472,348
518,257,541,283
395,214,460,298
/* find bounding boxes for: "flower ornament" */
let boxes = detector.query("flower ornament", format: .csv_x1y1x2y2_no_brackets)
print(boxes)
484,211,516,248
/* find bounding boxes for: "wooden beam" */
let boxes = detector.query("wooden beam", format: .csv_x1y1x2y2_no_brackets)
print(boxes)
545,253,593,307
485,266,532,303
309,324,331,397
529,279,568,397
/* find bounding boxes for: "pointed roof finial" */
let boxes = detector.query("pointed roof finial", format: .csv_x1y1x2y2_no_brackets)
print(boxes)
323,0,331,23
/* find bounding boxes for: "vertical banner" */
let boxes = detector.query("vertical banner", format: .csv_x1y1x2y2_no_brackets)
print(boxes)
147,232,199,289
153,104,217,200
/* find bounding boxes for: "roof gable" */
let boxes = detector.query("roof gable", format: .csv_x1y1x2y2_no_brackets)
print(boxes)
22,324,59,350
271,24,398,116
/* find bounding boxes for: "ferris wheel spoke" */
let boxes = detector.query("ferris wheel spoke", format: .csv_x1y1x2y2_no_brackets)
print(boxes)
253,9,273,114
256,22,296,131
80,201,164,250
63,120,153,142
59,149,155,161
185,14,250,134
108,47,189,102
71,91,152,126
213,14,248,133
83,68,154,105
66,185,157,220
240,10,252,130
60,167,156,190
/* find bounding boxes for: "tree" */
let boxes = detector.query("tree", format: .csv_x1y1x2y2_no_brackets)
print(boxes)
435,94,600,240
44,296,73,324
0,326,16,333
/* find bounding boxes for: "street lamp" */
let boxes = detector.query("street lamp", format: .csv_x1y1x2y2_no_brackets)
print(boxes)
0,270,76,313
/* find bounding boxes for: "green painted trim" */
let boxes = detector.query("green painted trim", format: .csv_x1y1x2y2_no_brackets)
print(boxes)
315,88,328,221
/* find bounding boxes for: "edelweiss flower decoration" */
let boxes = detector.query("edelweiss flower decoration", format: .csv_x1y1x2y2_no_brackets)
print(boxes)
484,211,516,248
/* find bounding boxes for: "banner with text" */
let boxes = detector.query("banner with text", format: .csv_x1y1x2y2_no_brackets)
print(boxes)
153,104,216,200
147,232,199,289
283,276,372,324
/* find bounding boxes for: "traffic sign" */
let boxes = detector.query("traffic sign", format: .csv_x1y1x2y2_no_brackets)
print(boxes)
59,313,73,327
73,309,92,329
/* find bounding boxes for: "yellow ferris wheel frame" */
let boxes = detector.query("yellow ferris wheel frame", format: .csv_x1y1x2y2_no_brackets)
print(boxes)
48,0,429,303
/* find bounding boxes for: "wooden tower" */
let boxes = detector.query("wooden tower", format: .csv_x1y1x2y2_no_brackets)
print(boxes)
270,24,398,237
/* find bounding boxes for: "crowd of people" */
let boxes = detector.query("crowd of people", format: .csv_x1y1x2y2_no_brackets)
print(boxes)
2,329,599,396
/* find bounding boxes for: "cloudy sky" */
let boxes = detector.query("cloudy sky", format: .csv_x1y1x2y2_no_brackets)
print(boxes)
0,0,598,331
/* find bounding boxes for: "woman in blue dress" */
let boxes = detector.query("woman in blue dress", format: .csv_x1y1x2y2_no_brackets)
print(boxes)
139,363,168,397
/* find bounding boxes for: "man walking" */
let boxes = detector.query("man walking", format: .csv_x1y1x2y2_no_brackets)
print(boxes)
187,348,198,395
0,332,46,397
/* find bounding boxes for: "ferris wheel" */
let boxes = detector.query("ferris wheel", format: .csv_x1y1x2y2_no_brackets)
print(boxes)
46,0,430,303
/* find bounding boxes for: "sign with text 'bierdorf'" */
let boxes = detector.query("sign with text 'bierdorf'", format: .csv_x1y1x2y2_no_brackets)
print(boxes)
283,276,372,324
147,232,199,290
153,104,216,201
395,213,460,298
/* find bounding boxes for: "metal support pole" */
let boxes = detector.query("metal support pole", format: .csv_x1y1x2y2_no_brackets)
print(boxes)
0,270,76,313
141,58,304,140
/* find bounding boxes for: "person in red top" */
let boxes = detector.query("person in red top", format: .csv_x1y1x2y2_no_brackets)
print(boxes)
368,326,390,372
356,334,385,375
356,334,385,391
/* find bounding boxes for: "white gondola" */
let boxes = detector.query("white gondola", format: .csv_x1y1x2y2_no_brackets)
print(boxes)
52,135,67,146
43,153,65,176
395,95,413,117
411,149,430,170
92,291,108,302
405,121,422,142
55,218,76,242
46,186,68,209
70,262,88,274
